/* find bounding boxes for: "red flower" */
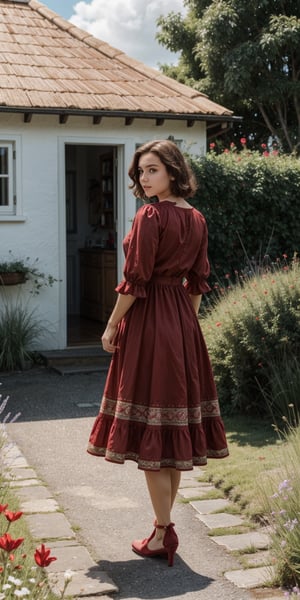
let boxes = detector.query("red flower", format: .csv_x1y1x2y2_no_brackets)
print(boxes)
4,510,23,522
34,544,57,568
240,137,247,145
261,143,267,149
0,533,24,552
263,151,269,157
0,504,8,513
209,142,216,149
223,148,229,153
216,322,222,327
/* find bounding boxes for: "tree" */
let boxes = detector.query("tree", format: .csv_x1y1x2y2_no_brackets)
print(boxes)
157,1,300,153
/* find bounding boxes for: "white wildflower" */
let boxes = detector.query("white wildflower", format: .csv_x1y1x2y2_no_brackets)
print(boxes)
14,587,30,597
64,569,75,582
8,576,22,586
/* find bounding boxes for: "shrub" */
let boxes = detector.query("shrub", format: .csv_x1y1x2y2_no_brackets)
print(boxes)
190,148,300,285
201,259,300,415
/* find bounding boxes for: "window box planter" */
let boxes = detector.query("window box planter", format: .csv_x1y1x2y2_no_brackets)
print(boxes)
0,272,26,286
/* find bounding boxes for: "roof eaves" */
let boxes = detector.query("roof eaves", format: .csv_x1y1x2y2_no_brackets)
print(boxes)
0,105,242,123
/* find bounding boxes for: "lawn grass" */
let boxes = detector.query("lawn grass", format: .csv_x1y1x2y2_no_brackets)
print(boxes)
201,415,284,520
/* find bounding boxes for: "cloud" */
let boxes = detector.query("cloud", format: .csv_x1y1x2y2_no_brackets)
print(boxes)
70,0,186,68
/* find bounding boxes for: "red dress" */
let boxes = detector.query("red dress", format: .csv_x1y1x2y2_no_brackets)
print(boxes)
87,201,228,470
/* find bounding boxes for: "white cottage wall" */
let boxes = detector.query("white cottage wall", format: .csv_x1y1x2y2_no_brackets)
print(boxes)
0,114,206,350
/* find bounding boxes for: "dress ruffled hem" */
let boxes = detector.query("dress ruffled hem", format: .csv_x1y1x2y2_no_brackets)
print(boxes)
87,412,228,471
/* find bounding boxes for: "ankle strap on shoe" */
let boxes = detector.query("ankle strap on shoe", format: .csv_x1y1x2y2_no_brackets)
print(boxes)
156,522,175,530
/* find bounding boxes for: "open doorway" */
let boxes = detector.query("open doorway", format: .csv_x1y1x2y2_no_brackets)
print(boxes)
65,144,118,346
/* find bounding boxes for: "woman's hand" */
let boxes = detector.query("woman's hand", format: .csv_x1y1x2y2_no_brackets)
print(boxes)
101,323,118,353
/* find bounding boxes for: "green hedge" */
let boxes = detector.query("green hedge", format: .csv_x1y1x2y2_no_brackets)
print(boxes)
190,150,300,284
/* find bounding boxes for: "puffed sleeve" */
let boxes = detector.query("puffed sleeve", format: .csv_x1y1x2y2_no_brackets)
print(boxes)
184,215,211,295
116,204,160,297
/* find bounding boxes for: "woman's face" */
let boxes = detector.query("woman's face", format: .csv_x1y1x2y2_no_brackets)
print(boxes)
138,152,173,200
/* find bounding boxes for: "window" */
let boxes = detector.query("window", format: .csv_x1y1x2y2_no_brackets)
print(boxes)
0,138,23,220
0,142,15,215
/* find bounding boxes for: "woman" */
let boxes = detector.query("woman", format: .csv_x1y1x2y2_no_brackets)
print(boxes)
87,139,228,567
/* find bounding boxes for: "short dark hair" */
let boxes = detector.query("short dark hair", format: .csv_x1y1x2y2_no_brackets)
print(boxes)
128,139,197,200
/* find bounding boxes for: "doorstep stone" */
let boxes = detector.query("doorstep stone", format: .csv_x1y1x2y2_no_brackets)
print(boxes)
25,512,75,540
211,531,270,551
190,498,230,514
225,566,275,589
48,568,118,597
196,512,244,529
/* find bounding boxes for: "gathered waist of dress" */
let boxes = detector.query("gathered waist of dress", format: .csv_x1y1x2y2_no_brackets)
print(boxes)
149,275,184,287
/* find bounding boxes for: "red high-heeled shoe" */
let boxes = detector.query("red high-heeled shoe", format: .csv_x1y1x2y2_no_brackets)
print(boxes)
132,522,178,567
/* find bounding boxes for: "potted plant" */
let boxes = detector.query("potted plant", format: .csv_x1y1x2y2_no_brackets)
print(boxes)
0,251,58,295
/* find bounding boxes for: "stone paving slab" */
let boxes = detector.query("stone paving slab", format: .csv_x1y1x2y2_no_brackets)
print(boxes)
48,568,118,597
6,467,38,480
14,485,53,501
243,551,272,567
46,544,96,572
20,498,59,513
211,531,270,551
76,597,114,600
196,512,244,529
190,498,230,514
25,512,75,540
49,539,82,548
249,588,285,598
180,468,204,479
225,566,275,589
4,455,29,468
179,479,206,489
9,478,40,487
179,485,216,499
2,444,23,461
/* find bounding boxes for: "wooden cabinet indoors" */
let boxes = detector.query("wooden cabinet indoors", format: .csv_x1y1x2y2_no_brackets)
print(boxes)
79,249,117,322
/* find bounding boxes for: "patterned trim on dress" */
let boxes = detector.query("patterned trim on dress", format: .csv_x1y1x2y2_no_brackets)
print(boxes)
87,443,208,469
99,396,203,426
207,447,229,458
201,399,221,418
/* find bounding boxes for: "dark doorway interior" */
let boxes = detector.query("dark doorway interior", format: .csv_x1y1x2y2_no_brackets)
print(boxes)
65,144,117,346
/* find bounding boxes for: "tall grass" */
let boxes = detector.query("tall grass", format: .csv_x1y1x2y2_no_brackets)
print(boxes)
0,301,45,371
258,424,300,588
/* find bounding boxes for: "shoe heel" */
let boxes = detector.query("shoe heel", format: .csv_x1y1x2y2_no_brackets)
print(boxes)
167,544,177,567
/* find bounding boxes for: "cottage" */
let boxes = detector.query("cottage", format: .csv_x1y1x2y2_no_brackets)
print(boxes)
0,0,239,351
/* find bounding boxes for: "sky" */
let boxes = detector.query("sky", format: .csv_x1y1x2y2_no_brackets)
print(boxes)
41,0,186,68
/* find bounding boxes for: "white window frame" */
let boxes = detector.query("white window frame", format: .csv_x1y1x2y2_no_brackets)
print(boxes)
0,142,14,214
0,136,24,222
